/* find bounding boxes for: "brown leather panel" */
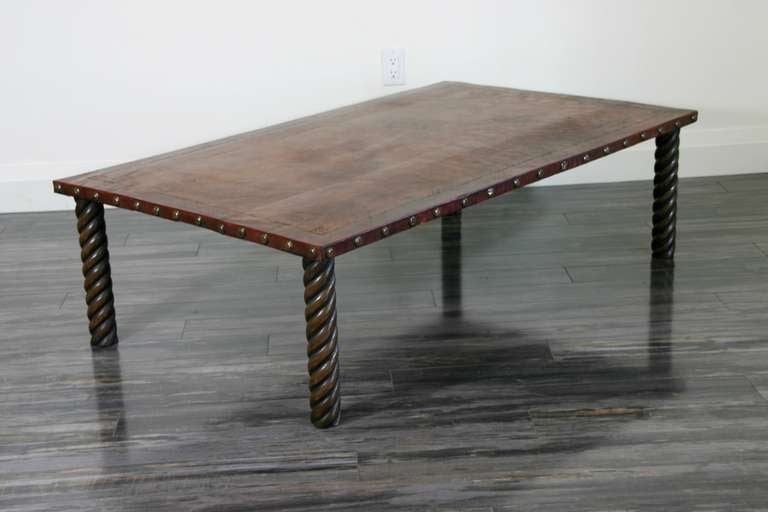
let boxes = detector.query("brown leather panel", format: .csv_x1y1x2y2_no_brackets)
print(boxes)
54,82,698,259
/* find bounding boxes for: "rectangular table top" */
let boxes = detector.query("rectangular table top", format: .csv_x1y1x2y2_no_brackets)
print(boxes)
54,82,697,260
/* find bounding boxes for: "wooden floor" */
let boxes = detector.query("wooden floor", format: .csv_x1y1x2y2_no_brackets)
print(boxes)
2,173,768,511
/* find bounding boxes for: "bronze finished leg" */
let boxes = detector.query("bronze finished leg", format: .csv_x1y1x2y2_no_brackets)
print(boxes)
75,199,119,349
302,257,341,428
652,128,680,260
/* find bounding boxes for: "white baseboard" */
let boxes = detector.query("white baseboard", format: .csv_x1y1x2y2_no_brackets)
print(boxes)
2,129,767,214
538,138,768,187
0,160,118,213
1,179,79,213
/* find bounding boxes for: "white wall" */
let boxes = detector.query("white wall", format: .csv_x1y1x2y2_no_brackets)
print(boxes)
2,0,767,212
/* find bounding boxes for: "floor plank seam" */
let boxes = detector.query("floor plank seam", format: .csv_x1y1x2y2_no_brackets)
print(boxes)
111,412,124,440
58,292,69,310
752,242,768,258
745,375,768,404
715,180,731,193
429,290,439,308
711,292,731,309
387,369,395,392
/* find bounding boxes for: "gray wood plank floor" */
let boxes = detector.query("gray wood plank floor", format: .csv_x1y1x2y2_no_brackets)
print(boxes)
2,173,768,511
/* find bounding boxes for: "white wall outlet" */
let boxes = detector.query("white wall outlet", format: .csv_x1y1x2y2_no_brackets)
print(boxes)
381,48,406,86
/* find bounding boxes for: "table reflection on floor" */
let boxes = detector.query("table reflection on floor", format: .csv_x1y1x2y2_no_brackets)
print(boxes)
91,349,128,442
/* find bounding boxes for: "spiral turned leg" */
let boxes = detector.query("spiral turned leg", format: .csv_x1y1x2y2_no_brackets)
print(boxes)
302,257,341,428
652,128,680,259
75,199,118,349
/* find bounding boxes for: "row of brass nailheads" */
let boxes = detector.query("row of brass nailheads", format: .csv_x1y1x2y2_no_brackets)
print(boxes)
347,176,510,252
182,213,298,251
337,119,692,255
342,145,584,253
61,187,303,256
180,210,300,252
562,117,692,173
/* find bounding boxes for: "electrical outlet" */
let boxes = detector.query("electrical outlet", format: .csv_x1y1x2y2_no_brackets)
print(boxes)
381,48,406,86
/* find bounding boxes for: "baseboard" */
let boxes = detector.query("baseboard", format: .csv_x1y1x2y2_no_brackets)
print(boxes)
1,179,78,213
0,159,117,213
538,138,768,187
2,132,767,213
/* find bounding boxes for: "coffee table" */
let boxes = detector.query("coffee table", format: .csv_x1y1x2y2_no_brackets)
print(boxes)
53,82,697,428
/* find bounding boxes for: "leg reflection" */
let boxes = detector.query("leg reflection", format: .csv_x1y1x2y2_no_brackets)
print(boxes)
648,260,675,374
441,211,462,318
91,350,128,442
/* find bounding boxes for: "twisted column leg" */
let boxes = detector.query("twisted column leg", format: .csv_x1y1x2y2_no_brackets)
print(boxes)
75,199,119,349
302,257,341,428
652,128,680,259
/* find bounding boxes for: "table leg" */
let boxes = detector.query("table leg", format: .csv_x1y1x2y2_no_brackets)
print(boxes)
652,128,680,259
302,257,341,428
75,199,119,349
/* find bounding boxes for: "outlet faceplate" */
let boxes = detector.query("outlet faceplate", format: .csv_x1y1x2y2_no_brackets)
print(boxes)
381,48,406,86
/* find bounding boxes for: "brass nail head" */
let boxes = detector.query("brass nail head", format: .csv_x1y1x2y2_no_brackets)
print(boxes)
172,210,181,220
134,201,141,210
73,187,80,196
432,207,441,217
513,178,521,187
603,147,610,154
381,226,390,236
93,192,100,200
259,233,269,244
195,216,203,226
353,236,363,247
326,247,335,257
114,196,120,205
285,240,294,250
560,161,568,170
218,224,226,233
486,187,494,197
55,183,62,192
153,206,160,216
409,215,418,226
461,197,469,207
237,227,246,238
537,169,544,178
623,139,629,147
583,154,590,162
